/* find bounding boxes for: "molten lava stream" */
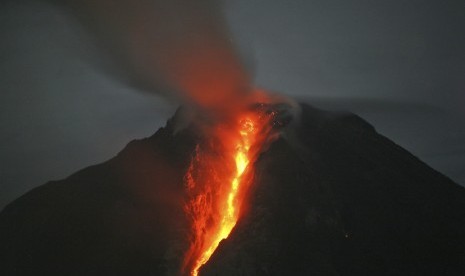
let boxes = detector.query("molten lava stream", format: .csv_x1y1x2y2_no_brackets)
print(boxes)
183,113,270,276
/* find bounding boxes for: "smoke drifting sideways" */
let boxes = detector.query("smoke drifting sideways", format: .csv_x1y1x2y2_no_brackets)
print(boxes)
55,0,252,117
0,0,255,210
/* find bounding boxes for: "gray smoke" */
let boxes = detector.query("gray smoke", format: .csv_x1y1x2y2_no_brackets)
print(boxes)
55,0,251,110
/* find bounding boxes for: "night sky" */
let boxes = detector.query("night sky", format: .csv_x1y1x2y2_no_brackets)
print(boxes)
1,0,464,209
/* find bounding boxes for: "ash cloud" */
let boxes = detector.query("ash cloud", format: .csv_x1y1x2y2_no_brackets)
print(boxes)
55,0,251,111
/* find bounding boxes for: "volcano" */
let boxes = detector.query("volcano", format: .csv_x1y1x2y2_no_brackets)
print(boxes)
1,103,464,275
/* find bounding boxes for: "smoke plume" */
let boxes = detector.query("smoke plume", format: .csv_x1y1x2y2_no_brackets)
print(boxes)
56,0,251,115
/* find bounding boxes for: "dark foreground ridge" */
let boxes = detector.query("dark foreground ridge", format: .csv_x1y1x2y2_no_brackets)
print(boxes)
1,104,464,275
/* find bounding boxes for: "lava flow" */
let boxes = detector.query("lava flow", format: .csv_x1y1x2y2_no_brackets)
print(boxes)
182,105,279,276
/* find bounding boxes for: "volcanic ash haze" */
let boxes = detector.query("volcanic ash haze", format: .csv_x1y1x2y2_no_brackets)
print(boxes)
59,0,252,115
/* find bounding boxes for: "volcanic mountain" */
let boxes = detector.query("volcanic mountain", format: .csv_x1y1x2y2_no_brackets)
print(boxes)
1,103,464,275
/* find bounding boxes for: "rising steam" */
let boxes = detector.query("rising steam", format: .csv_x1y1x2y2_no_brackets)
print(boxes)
57,0,251,114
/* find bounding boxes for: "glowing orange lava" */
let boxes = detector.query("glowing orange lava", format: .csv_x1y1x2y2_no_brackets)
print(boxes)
182,110,273,276
191,120,253,276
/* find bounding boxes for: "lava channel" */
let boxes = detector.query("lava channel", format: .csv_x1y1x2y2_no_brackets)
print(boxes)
182,105,283,275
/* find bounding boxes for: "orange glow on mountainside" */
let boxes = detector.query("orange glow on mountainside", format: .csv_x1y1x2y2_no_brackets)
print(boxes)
190,118,253,276
182,107,275,276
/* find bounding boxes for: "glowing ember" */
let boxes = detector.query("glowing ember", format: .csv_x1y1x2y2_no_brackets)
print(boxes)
191,119,252,276
182,107,277,276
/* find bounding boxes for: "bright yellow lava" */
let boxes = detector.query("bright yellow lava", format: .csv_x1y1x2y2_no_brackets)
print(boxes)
191,120,253,276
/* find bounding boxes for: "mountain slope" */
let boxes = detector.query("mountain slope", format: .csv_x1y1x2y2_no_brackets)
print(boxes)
1,104,464,275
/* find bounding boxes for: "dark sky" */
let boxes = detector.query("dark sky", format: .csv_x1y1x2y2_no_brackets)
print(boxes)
1,0,464,209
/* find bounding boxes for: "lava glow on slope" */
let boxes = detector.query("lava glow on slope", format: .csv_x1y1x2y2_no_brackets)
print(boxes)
182,106,277,275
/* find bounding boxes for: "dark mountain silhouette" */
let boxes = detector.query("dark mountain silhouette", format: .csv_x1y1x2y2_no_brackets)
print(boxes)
1,104,464,275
